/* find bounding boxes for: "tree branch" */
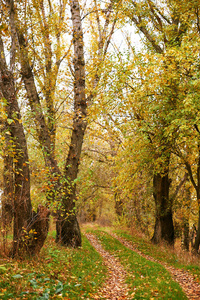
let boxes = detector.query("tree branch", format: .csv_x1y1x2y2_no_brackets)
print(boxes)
170,173,188,202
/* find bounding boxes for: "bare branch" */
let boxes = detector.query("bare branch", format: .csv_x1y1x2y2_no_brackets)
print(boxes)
196,7,200,34
103,13,117,56
133,15,163,53
170,173,188,202
9,0,16,70
0,37,6,68
185,161,197,192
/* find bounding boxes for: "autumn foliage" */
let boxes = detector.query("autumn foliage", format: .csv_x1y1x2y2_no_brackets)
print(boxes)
1,0,200,258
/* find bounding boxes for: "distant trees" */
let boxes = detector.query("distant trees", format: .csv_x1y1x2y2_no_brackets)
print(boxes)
109,0,200,251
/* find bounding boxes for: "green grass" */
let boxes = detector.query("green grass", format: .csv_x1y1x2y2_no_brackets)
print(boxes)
1,226,198,299
114,230,200,281
92,230,187,300
0,234,107,299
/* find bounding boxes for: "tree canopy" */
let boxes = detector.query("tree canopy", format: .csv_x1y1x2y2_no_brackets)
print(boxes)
1,0,200,256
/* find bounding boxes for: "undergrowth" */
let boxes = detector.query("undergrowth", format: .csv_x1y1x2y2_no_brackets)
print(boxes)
0,234,107,299
1,224,199,299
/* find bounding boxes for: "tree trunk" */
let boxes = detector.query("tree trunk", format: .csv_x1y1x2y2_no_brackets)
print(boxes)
12,2,80,247
56,211,81,247
55,173,82,247
151,172,174,245
0,22,49,256
0,46,31,256
1,66,50,257
115,193,124,216
2,134,14,239
55,0,86,246
24,205,50,255
194,208,200,252
180,181,191,251
182,218,190,251
12,0,116,247
193,144,200,252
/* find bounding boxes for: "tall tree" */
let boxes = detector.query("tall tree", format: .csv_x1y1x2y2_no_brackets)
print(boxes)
113,0,191,244
55,0,86,246
0,0,50,257
0,2,33,255
7,0,118,246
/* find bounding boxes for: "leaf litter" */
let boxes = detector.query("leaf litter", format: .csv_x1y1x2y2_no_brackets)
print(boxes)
110,232,200,300
85,233,130,300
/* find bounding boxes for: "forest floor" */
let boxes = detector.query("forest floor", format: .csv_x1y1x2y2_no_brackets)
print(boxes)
85,233,129,299
1,224,200,299
83,226,200,299
109,231,200,300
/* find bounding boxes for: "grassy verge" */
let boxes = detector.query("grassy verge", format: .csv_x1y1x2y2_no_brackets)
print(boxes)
0,234,107,299
114,229,200,281
92,230,187,300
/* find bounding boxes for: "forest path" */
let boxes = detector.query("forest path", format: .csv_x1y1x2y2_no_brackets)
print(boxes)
109,232,200,300
85,233,130,300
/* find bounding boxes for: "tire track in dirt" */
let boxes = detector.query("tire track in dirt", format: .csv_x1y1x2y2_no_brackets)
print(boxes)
85,233,130,300
110,232,200,300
